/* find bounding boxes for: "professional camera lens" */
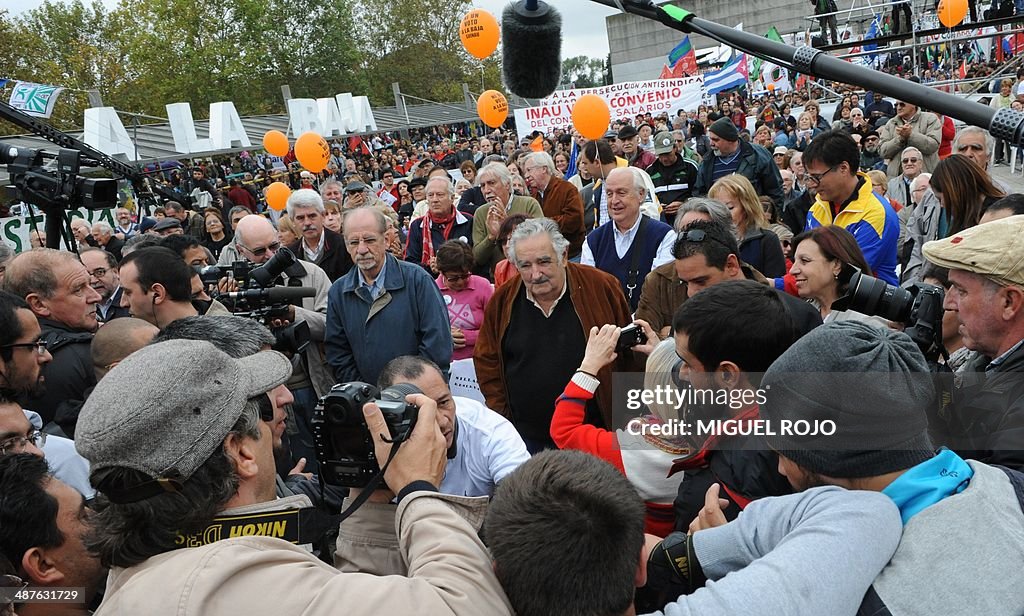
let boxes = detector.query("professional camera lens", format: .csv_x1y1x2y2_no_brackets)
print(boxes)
840,268,914,323
250,246,297,287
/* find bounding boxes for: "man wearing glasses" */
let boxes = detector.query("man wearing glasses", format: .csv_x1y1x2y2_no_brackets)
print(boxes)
878,99,941,177
79,248,128,323
952,126,1013,194
801,131,900,285
232,215,332,471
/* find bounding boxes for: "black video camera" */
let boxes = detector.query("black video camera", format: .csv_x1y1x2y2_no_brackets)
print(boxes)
833,264,946,359
210,246,315,355
312,382,421,488
1,143,118,211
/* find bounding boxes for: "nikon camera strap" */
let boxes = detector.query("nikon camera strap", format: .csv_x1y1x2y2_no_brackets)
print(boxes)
176,506,332,548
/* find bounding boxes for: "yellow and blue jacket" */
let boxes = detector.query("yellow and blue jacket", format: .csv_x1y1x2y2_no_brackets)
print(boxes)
806,173,900,285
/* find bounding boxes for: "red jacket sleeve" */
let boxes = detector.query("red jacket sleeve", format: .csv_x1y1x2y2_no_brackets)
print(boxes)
550,381,625,473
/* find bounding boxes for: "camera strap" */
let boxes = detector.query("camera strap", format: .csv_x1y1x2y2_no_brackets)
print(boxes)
325,440,403,525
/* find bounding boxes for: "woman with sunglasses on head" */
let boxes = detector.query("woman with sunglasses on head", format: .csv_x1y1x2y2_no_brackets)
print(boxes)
434,240,492,361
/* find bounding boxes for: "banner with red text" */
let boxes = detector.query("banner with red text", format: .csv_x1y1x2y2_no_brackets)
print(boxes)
512,77,704,136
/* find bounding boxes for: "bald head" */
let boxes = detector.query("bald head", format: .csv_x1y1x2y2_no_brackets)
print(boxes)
234,215,275,245
4,249,81,300
91,317,159,379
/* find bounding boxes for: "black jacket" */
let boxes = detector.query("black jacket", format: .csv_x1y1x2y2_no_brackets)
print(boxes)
937,342,1024,470
103,236,125,262
739,227,787,278
693,141,785,210
98,287,131,323
286,228,352,282
18,318,95,432
457,186,486,215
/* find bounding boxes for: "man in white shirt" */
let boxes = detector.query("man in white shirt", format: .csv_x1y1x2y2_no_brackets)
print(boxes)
580,167,675,312
378,355,529,497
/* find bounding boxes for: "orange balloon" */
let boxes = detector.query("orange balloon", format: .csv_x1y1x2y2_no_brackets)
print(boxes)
571,94,611,140
265,182,291,212
460,9,500,60
294,131,330,173
477,90,509,128
937,0,967,27
263,130,289,157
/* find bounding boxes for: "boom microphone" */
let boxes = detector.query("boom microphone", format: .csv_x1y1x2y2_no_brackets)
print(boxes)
502,0,563,99
223,287,316,303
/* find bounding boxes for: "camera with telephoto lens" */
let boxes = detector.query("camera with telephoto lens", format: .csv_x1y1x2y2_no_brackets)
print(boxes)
209,246,314,355
312,382,422,488
832,264,946,360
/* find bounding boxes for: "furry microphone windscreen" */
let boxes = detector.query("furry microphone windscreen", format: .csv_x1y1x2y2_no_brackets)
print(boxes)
501,0,563,99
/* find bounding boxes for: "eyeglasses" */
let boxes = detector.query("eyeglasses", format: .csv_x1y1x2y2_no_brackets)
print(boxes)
87,267,108,279
801,165,839,186
0,429,46,455
865,137,879,142
679,229,733,250
239,241,280,258
0,340,48,356
444,272,470,283
895,102,907,107
957,143,985,152
902,157,920,164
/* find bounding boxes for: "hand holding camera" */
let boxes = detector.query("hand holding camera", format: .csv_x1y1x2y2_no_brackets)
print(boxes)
364,392,447,494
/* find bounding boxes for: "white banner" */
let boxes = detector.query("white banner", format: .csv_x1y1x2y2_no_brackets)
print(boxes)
1,208,116,253
513,77,704,136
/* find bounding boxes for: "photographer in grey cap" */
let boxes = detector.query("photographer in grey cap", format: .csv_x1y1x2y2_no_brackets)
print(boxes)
74,339,512,615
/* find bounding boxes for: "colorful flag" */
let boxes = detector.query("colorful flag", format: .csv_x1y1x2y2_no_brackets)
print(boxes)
8,81,64,118
703,53,748,95
761,62,792,92
668,36,698,76
959,58,967,80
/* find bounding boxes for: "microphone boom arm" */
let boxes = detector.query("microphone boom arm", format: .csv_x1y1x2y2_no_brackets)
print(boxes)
590,0,1024,146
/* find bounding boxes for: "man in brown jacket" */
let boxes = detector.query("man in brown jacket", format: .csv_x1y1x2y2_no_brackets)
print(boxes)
474,218,633,453
522,152,586,259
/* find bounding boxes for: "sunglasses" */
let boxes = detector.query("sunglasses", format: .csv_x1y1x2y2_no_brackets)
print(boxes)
240,241,281,258
902,157,920,164
444,272,470,283
679,229,733,250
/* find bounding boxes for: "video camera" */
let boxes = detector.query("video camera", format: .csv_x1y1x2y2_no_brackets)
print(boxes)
1,143,118,211
206,246,314,355
312,382,421,488
833,264,946,360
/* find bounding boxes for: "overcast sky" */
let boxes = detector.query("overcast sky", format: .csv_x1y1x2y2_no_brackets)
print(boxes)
2,0,619,59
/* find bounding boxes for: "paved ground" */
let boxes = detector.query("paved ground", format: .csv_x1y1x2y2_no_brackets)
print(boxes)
989,163,1024,193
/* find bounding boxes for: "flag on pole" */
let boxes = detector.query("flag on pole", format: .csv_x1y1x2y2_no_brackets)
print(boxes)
862,15,880,67
703,53,749,95
8,81,64,118
668,36,698,76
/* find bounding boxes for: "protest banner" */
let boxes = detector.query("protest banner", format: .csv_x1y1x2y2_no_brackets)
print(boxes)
1,208,116,253
513,77,704,135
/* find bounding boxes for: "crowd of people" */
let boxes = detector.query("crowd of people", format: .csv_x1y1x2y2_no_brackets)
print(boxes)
0,78,1023,615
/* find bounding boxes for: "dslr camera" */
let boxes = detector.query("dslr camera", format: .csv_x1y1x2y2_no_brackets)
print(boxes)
832,264,945,359
312,382,421,488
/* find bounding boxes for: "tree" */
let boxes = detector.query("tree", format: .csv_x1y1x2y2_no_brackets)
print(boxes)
561,55,608,89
